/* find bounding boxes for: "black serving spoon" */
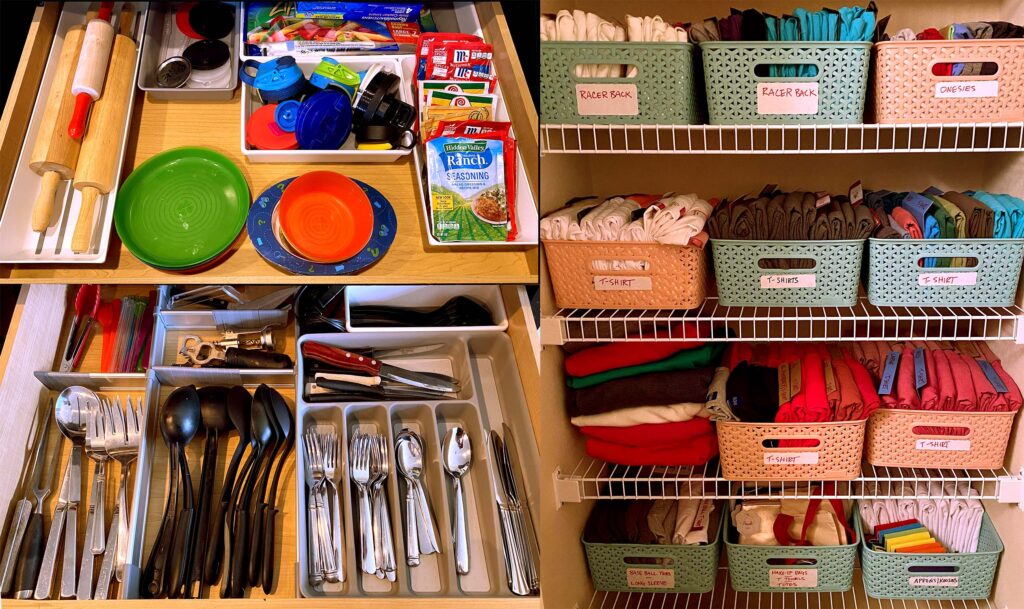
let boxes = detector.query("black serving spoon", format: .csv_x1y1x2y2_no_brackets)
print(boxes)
247,388,284,587
260,389,293,593
206,386,251,587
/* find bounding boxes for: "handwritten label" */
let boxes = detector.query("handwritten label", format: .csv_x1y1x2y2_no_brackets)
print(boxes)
935,81,998,98
919,272,978,286
878,351,901,395
760,274,816,289
625,567,675,589
576,84,639,116
916,439,971,451
593,276,652,291
757,83,819,114
914,348,927,390
764,452,819,465
909,576,960,587
769,568,818,588
976,359,1009,393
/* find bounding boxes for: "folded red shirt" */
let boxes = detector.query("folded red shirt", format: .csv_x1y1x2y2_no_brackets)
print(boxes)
578,418,714,448
586,432,719,466
564,322,705,377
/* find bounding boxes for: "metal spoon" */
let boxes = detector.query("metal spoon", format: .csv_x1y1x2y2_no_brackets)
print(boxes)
208,386,251,587
442,427,471,575
396,430,440,564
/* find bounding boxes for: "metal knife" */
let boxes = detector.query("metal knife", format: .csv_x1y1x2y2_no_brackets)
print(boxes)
34,450,74,600
302,343,459,393
502,424,539,593
488,432,530,596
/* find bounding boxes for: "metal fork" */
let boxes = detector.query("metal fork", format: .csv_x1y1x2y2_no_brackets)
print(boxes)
321,432,345,583
104,397,141,582
302,432,324,586
349,434,377,576
303,430,335,584
372,436,396,582
77,401,109,599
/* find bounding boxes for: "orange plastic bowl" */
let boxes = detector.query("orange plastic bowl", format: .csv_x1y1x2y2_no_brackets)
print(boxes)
276,171,374,263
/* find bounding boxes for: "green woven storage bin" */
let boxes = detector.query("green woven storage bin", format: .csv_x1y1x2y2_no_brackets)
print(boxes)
583,512,722,592
725,519,857,592
711,239,865,307
541,41,701,124
857,513,1003,600
867,238,1024,306
700,41,871,124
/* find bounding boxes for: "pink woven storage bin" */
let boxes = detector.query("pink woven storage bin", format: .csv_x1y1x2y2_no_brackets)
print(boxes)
542,240,708,309
874,39,1024,123
865,408,1017,469
716,420,866,481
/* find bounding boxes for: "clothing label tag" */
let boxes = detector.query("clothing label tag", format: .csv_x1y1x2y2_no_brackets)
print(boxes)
757,83,819,114
976,359,1009,393
764,452,819,465
849,180,864,207
823,360,837,395
593,276,652,291
902,193,934,220
919,272,978,286
814,191,831,208
909,575,960,587
916,439,971,451
913,348,927,390
760,274,816,288
769,568,818,588
935,80,998,98
576,84,639,116
878,351,901,395
625,567,675,589
778,362,792,405
790,358,801,398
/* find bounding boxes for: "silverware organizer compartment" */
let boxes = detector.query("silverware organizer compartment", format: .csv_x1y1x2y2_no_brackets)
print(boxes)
127,368,295,599
151,308,293,367
32,371,149,600
294,331,539,598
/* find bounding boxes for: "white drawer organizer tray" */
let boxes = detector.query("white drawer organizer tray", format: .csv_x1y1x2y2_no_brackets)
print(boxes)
295,331,538,598
0,3,147,264
343,284,509,333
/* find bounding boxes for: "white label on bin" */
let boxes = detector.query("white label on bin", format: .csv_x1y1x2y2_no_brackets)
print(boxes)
935,81,998,98
757,83,819,114
626,568,675,589
909,576,960,587
576,84,639,116
919,272,978,286
916,439,971,451
760,274,816,289
764,452,819,465
769,569,818,588
594,276,652,291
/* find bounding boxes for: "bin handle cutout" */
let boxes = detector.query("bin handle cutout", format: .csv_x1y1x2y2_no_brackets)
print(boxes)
622,556,674,566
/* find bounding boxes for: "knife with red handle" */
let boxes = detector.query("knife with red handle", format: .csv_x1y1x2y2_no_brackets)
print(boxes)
301,342,459,393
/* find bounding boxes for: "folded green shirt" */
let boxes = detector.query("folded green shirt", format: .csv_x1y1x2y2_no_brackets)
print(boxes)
566,342,727,389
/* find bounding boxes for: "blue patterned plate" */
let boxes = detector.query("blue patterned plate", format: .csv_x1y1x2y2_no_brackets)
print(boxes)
247,176,397,275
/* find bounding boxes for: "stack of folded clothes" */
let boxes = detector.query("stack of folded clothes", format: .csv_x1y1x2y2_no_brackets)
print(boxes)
708,189,876,242
860,482,986,553
584,499,720,545
541,193,715,248
541,9,689,49
883,19,1024,76
732,496,855,546
565,323,729,466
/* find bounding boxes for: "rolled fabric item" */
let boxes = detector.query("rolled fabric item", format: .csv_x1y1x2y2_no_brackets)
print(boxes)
578,417,714,447
798,192,816,239
648,500,679,544
975,342,1023,411
705,366,737,421
585,432,719,466
540,198,599,240
726,361,780,422
837,199,856,237
851,202,877,238
626,14,643,40
888,215,911,238
831,359,864,421
556,9,577,42
571,402,711,427
707,204,730,239
569,368,717,417
844,342,866,366
750,197,770,240
564,322,705,377
730,200,755,239
890,27,916,40
580,197,641,240
891,207,924,238
943,191,995,238
567,342,725,389
825,201,846,239
767,194,788,239
859,499,891,534
783,191,806,239
540,15,554,40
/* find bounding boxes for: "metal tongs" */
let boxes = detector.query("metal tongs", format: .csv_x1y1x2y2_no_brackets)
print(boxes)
60,285,101,372
301,342,460,395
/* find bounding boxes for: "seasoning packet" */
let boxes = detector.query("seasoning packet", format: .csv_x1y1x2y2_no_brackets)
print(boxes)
420,105,492,143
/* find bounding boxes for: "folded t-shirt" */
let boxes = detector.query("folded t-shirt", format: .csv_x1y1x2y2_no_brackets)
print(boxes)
568,367,715,418
568,342,725,389
586,432,719,466
564,323,704,377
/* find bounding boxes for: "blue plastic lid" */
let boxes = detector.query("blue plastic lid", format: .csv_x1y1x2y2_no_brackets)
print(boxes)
274,100,301,132
295,90,353,150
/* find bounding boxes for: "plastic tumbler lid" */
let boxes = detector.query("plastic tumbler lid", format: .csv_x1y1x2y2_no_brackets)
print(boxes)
246,104,299,150
274,100,301,132
295,90,353,150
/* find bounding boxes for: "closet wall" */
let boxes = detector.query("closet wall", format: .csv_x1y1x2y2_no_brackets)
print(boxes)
539,1,1024,608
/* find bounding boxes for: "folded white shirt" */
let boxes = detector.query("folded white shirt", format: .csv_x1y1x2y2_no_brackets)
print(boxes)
570,402,711,427
580,197,640,241
540,198,598,241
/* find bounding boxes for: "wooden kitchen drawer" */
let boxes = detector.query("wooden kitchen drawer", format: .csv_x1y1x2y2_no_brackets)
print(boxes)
0,284,540,607
0,3,538,285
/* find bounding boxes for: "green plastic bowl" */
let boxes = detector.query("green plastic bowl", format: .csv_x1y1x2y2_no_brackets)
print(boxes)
114,147,250,270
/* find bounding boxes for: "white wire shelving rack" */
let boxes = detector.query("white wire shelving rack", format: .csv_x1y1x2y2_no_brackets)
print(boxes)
583,571,998,609
541,298,1024,345
542,122,1024,155
554,458,1020,505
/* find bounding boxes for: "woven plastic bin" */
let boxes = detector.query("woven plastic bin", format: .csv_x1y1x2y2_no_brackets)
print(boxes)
865,408,1017,469
874,39,1024,123
867,238,1024,307
541,41,701,124
725,517,857,592
710,239,864,307
717,420,865,481
583,509,723,593
700,41,871,124
857,512,1003,600
543,240,708,309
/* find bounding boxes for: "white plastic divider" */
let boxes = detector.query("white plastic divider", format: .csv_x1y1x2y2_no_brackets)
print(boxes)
343,285,508,333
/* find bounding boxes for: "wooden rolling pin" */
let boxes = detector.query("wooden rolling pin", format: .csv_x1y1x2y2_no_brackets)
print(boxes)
27,25,86,232
69,2,115,139
71,10,136,254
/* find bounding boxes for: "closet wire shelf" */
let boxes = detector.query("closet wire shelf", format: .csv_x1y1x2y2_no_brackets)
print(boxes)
584,570,997,608
555,458,1016,504
542,122,1024,154
541,298,1024,345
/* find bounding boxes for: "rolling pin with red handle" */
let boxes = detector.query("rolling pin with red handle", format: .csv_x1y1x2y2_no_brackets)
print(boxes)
68,2,115,140
71,17,137,254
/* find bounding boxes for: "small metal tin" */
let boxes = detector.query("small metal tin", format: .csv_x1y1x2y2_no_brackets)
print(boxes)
157,56,191,88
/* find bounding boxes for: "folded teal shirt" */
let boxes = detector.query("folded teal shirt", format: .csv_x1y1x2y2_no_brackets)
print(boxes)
974,191,1024,238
